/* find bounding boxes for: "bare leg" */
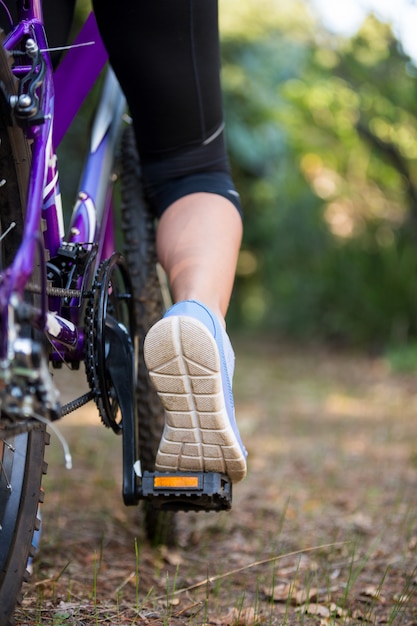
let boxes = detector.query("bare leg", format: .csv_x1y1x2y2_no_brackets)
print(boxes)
156,193,243,325
145,191,247,483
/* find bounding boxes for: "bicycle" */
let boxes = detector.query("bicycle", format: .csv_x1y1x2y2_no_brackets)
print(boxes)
0,2,233,624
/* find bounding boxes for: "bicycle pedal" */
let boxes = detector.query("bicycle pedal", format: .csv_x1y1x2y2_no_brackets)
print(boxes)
140,471,232,512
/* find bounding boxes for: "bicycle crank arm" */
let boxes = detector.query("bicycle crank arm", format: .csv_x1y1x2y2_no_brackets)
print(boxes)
102,315,138,505
137,471,232,512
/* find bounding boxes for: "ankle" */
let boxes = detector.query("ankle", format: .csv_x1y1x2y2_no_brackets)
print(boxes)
172,298,225,329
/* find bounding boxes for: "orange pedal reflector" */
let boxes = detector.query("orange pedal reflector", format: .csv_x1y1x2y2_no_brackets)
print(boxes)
140,471,233,511
154,475,200,490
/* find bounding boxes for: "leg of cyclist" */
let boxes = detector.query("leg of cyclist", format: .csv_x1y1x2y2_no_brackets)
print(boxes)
93,0,247,483
156,193,242,325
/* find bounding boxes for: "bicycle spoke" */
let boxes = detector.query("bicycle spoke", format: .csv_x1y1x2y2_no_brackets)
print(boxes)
0,439,13,492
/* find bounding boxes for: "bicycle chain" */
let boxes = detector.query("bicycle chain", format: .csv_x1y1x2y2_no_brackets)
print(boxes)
25,282,84,298
60,391,94,417
84,268,107,426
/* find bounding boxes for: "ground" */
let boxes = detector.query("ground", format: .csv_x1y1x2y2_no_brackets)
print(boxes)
14,336,417,625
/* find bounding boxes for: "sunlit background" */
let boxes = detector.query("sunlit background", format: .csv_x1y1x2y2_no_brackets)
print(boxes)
311,0,417,60
213,0,417,355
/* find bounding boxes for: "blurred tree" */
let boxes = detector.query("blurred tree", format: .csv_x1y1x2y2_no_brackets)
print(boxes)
220,1,417,348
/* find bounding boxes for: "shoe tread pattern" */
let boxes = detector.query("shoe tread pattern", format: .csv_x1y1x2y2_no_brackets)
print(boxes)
144,316,246,482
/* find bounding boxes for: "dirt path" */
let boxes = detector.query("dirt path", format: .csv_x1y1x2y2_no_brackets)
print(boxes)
14,337,417,625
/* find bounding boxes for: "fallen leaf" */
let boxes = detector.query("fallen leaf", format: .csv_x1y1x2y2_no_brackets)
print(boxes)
297,602,349,619
262,582,291,602
330,568,341,580
329,603,349,618
360,585,386,603
349,512,373,534
222,607,259,625
262,583,318,605
159,545,184,566
297,603,330,618
292,586,319,605
393,592,411,604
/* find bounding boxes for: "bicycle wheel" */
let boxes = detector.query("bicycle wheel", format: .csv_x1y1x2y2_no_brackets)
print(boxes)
120,125,177,546
0,429,48,626
0,41,49,626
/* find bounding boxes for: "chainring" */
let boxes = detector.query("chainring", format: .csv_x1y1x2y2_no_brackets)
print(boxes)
84,253,135,433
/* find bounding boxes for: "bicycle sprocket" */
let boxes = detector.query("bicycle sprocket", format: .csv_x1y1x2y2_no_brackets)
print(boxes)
84,253,135,433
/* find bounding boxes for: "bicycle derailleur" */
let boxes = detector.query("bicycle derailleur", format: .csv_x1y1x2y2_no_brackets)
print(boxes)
0,295,61,427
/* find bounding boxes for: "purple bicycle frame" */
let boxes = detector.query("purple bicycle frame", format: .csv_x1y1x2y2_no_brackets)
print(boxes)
0,1,126,361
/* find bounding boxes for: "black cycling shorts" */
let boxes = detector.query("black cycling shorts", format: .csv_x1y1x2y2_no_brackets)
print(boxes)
93,0,241,218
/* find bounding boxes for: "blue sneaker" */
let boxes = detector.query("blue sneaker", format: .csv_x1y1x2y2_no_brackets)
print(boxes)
143,300,247,483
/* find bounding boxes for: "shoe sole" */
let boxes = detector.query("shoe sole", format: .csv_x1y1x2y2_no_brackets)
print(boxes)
143,316,247,483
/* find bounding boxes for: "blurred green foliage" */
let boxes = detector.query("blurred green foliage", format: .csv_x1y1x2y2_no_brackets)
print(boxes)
65,1,417,349
220,0,417,348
